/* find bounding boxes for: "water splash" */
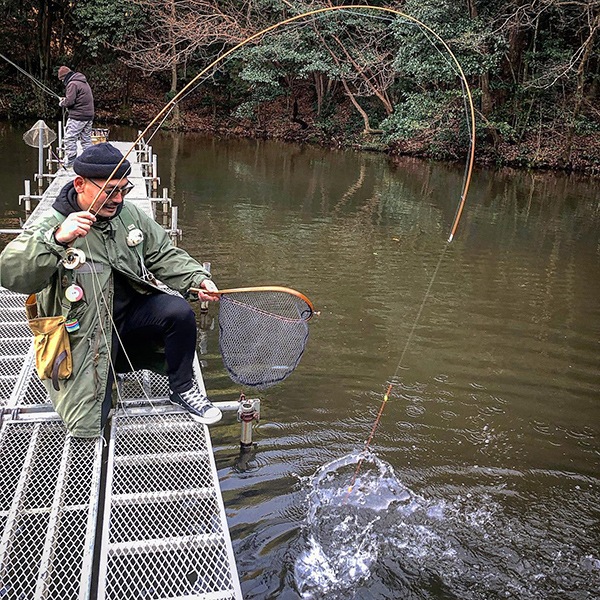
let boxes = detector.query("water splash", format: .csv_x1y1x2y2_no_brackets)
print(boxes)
294,450,414,598
293,454,600,599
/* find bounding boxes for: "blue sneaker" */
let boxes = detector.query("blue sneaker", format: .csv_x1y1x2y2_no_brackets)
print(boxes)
169,384,222,425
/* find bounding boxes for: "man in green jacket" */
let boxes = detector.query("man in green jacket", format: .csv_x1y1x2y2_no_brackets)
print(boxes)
0,142,222,437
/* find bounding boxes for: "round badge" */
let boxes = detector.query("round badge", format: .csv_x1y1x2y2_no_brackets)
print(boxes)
65,284,84,302
64,318,80,332
127,228,144,247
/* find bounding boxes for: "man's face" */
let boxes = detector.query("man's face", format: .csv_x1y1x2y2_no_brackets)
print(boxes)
74,176,134,218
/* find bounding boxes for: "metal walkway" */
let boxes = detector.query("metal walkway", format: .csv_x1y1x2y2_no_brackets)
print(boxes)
0,136,243,599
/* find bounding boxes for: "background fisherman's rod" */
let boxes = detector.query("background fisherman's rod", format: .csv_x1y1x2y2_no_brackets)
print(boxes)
0,53,62,99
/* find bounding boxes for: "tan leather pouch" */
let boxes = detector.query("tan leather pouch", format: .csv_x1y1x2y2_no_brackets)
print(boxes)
25,294,72,390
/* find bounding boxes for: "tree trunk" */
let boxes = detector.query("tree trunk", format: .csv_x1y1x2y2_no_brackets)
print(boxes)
467,0,493,116
169,0,180,126
38,0,52,80
341,79,375,134
563,14,600,164
331,33,394,115
314,72,324,117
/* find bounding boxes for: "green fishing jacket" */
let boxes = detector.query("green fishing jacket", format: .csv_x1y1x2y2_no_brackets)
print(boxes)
0,202,211,437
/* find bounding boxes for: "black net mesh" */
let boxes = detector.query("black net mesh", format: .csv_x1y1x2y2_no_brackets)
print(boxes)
218,290,312,389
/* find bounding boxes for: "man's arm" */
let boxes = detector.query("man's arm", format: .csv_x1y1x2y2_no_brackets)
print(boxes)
0,223,69,294
60,81,77,108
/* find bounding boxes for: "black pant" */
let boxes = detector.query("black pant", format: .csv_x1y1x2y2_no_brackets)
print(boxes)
102,292,197,425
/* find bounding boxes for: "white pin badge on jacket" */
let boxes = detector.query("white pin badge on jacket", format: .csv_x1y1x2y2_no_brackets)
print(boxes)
126,228,144,247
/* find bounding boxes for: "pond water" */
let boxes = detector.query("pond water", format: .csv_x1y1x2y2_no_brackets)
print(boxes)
1,122,599,599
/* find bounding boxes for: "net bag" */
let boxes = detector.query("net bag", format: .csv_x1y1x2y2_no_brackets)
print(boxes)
23,120,57,148
218,289,313,389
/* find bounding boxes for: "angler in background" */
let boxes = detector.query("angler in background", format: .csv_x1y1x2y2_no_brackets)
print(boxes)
0,142,222,437
57,65,94,168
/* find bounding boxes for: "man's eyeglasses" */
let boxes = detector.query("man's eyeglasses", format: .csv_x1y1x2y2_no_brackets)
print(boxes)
87,178,135,199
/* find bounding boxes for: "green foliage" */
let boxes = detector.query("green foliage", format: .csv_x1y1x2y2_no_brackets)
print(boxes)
574,115,600,135
5,88,56,121
73,0,146,58
381,91,453,140
390,0,499,85
0,0,598,167
85,63,129,105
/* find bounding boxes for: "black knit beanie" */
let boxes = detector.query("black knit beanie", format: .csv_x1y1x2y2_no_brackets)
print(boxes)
73,143,131,180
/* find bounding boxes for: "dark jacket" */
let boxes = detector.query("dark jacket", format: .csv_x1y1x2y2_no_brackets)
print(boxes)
61,72,94,121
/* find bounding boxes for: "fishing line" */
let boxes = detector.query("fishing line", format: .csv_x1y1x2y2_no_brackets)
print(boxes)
345,246,449,498
79,233,152,413
0,53,62,99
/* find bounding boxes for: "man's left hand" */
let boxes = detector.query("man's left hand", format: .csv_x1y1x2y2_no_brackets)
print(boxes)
197,279,219,302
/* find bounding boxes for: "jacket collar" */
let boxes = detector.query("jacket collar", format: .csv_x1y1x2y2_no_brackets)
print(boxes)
62,71,76,86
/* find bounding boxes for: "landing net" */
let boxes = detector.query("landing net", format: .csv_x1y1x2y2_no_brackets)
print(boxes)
23,120,57,148
218,288,314,389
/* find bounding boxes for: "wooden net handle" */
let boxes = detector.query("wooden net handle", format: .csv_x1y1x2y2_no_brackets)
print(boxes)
188,285,315,316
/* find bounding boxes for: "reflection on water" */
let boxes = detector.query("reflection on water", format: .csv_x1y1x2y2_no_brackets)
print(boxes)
1,124,599,599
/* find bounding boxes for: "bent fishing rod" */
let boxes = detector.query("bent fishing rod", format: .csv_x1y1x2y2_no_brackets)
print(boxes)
81,7,476,475
88,5,476,234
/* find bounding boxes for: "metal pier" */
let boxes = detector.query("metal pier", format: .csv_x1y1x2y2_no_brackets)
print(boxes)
0,134,243,599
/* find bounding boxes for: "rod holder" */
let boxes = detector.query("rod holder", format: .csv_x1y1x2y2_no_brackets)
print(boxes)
237,393,260,448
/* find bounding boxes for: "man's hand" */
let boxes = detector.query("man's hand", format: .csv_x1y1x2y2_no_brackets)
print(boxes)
58,97,66,107
197,279,219,302
54,211,96,245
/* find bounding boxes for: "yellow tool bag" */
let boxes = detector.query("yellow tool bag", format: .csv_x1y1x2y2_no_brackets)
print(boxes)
25,294,73,390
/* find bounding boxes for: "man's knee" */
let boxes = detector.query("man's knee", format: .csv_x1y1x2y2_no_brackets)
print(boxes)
160,296,196,328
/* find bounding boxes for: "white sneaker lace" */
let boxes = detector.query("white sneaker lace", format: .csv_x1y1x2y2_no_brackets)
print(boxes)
180,387,211,411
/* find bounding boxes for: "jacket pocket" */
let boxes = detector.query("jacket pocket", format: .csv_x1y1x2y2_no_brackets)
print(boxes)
25,294,73,390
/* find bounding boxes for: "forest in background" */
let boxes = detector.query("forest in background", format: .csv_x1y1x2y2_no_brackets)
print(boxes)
1,0,599,173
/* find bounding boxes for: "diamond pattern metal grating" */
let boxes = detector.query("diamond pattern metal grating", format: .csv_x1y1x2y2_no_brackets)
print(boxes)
0,420,103,600
98,412,240,599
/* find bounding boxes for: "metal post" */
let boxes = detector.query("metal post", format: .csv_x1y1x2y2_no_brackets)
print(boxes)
23,180,31,213
57,120,64,166
170,206,180,246
37,121,45,193
152,155,158,196
162,188,169,227
200,262,211,313
146,145,152,177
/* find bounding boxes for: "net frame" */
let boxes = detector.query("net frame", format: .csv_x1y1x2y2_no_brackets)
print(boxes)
189,285,315,319
190,286,315,389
